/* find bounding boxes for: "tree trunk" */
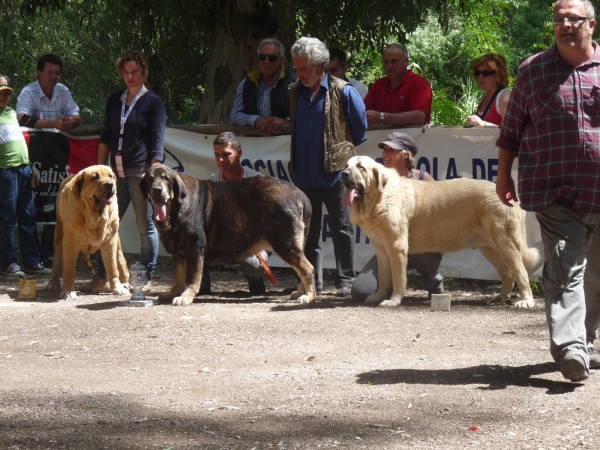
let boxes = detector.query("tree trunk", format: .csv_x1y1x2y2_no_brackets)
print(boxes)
199,0,296,124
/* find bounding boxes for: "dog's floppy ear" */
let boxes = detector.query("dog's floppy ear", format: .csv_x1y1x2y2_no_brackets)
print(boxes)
372,165,388,193
139,173,149,198
74,172,85,198
172,171,188,203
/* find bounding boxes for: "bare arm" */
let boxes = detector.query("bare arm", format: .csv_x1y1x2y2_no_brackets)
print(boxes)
366,109,426,126
17,113,75,132
497,90,511,121
496,147,518,207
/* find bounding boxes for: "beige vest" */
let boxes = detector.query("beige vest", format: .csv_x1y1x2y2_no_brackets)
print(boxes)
289,75,355,175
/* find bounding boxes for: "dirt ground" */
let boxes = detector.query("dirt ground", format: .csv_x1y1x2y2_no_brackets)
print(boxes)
1,255,599,450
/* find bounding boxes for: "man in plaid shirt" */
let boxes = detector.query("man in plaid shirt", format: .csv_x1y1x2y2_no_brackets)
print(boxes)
496,0,600,382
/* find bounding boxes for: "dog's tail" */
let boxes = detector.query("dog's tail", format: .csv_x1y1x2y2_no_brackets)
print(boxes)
517,206,541,270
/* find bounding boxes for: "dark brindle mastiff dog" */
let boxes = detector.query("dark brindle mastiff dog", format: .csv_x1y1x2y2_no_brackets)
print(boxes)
140,164,317,306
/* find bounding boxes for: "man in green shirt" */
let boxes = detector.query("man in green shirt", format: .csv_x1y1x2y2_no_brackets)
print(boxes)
0,74,51,276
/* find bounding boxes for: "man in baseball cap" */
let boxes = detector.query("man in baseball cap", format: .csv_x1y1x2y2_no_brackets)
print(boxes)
0,74,13,92
0,74,51,277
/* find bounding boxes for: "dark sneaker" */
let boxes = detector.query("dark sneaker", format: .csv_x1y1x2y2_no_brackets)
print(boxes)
24,263,52,275
587,345,600,370
560,352,589,382
248,279,266,296
199,284,211,295
2,263,25,277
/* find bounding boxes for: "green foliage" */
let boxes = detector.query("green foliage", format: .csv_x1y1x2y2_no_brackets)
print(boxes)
4,0,578,124
409,0,555,124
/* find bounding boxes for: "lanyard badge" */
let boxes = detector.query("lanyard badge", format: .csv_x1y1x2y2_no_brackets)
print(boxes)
117,85,147,178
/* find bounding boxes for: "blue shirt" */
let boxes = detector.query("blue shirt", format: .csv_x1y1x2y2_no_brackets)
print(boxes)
292,74,367,188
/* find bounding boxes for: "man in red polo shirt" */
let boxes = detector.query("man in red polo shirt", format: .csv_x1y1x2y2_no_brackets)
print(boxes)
364,43,432,126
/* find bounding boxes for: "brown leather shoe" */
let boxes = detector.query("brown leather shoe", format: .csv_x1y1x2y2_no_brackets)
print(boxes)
81,275,110,292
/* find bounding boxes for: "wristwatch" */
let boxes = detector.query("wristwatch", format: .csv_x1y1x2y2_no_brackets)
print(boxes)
378,112,385,125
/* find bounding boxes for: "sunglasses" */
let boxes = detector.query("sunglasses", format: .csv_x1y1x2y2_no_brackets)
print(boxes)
258,54,279,62
474,70,495,77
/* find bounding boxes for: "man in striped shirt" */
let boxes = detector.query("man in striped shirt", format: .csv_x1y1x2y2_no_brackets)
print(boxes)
230,38,295,136
496,0,600,382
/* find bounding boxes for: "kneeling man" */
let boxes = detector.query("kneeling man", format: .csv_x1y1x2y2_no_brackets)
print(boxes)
201,132,268,295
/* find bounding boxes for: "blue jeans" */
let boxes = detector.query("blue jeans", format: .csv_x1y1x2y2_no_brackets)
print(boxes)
0,164,41,269
301,179,355,290
97,175,158,280
536,203,600,367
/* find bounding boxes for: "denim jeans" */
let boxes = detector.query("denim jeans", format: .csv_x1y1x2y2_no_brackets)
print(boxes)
97,175,158,280
536,203,600,367
301,179,355,289
0,164,41,269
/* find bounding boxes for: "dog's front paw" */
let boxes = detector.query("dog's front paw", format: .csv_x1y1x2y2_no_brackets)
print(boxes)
121,282,132,292
514,298,535,309
295,294,315,304
61,290,77,301
43,282,60,291
172,295,194,307
111,285,131,296
379,296,402,307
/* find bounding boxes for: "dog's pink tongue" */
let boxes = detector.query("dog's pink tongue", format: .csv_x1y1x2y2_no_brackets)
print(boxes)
101,194,113,204
342,187,356,207
154,202,167,222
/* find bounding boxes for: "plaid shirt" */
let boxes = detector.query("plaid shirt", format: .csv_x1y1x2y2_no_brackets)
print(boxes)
496,43,600,213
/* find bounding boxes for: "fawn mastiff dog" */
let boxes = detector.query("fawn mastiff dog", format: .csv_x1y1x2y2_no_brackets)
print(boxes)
140,164,316,306
43,165,130,300
341,155,540,308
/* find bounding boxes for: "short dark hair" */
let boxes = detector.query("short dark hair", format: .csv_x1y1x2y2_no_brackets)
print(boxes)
37,54,62,72
328,48,347,68
213,131,241,150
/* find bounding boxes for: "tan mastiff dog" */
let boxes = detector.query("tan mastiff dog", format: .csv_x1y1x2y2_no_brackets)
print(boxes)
43,165,130,300
342,155,540,308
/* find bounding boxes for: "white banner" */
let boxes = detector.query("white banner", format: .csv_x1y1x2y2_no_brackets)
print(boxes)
119,126,543,281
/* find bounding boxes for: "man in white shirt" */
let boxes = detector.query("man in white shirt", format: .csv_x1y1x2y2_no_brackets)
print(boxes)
17,54,80,131
200,131,269,296
16,54,81,266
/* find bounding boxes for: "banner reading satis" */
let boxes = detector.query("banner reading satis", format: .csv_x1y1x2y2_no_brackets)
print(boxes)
23,129,99,222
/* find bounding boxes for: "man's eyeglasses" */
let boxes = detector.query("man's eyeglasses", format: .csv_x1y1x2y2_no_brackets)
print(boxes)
258,54,279,62
44,70,61,77
552,16,591,26
474,70,495,77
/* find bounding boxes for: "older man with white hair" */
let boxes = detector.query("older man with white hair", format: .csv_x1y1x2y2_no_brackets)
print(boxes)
289,37,367,297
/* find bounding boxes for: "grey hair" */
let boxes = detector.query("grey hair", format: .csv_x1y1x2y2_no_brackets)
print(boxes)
291,37,330,66
554,0,595,18
384,43,409,59
257,38,285,58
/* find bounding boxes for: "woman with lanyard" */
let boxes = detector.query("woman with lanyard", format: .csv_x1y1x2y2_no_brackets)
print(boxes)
85,50,166,293
466,53,511,127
